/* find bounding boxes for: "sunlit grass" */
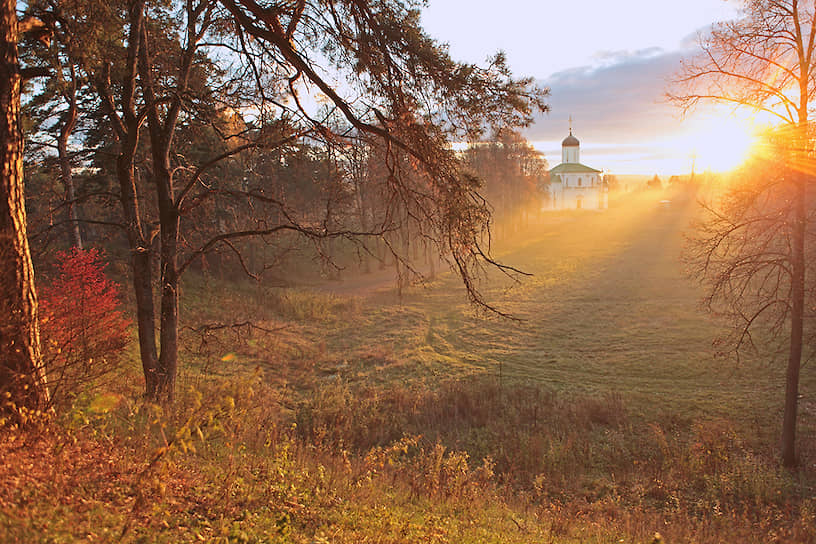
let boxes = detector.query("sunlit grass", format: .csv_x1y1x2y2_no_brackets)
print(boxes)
174,185,815,441
10,184,816,542
274,189,794,433
173,184,816,458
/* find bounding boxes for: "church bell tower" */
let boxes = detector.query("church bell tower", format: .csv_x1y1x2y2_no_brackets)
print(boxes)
562,116,580,164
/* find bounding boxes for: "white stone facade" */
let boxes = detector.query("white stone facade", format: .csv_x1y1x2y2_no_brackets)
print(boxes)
550,173,606,210
547,130,607,210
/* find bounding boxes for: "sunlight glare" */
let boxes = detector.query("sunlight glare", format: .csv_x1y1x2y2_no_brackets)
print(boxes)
674,113,758,174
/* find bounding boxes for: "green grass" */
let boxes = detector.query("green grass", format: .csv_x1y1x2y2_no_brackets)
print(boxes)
5,184,816,543
246,186,810,435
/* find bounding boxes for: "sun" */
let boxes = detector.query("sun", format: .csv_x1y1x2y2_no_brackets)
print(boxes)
677,113,758,173
691,122,755,172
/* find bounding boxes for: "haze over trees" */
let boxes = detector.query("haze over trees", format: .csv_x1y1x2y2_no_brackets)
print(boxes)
461,129,549,237
1,0,547,407
672,0,816,467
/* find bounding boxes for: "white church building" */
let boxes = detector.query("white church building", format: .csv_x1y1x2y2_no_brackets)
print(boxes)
547,127,607,210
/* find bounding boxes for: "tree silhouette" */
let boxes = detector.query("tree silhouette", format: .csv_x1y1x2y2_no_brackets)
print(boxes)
671,0,816,466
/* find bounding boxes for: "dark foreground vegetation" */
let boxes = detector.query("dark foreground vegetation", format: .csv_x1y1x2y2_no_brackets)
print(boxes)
3,188,816,543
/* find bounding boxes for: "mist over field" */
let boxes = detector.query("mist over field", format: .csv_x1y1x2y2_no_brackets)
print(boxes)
5,0,816,542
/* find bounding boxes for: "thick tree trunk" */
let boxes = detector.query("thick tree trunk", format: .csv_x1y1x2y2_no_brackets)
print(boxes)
781,171,806,467
0,0,48,410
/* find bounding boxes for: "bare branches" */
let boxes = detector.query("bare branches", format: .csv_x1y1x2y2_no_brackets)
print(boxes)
684,130,816,371
201,0,547,316
669,0,816,125
178,222,391,277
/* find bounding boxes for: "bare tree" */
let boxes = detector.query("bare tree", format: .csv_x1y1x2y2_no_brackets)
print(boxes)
671,0,816,466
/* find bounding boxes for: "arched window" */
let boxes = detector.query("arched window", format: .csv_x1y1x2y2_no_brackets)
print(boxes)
578,178,582,187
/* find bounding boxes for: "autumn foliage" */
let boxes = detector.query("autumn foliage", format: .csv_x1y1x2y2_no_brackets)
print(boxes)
39,248,130,403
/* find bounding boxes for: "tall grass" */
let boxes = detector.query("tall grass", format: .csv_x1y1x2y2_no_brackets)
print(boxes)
6,187,816,542
4,375,814,543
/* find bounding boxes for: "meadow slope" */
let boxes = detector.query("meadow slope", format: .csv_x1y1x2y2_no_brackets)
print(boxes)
3,185,816,543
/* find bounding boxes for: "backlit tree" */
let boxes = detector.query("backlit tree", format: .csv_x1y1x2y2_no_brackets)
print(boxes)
672,0,816,466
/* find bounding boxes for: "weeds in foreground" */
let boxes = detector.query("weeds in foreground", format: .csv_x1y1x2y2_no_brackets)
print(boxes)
3,374,815,543
296,377,816,542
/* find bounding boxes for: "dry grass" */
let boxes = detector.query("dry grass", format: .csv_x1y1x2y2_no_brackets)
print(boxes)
5,184,816,542
3,375,815,543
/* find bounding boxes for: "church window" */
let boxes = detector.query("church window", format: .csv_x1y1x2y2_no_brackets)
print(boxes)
578,178,582,187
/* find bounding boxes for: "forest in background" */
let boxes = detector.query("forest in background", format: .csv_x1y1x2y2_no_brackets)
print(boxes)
5,0,816,542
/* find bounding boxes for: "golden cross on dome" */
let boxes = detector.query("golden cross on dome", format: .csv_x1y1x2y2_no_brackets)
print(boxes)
569,115,573,134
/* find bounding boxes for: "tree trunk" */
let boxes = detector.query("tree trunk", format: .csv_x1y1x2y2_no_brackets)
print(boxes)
781,170,806,467
57,98,82,249
138,12,198,403
117,151,160,396
354,178,371,273
156,206,179,402
425,241,435,279
96,0,160,400
0,0,48,410
152,148,179,403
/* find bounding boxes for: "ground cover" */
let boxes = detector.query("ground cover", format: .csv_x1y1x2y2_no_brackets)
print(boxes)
259,186,813,436
4,185,816,542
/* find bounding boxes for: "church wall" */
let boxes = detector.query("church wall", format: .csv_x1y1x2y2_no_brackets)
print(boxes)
561,187,604,210
561,173,601,189
547,178,607,210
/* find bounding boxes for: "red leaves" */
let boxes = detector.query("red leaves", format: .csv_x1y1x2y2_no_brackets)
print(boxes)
39,248,131,400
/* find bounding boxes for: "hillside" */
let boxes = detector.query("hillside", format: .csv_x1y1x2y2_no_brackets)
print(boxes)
3,185,815,543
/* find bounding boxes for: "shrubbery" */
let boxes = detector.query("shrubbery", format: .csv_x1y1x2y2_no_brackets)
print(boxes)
39,247,130,405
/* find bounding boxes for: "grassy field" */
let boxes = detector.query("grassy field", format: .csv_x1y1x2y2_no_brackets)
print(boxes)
244,185,811,433
4,184,816,543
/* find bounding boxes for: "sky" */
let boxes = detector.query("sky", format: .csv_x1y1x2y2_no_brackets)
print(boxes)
420,0,751,176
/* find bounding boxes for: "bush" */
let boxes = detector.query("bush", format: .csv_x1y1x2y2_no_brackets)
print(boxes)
39,247,130,405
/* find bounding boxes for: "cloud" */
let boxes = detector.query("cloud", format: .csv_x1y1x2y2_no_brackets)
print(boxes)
527,48,687,144
521,24,748,175
590,47,664,66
